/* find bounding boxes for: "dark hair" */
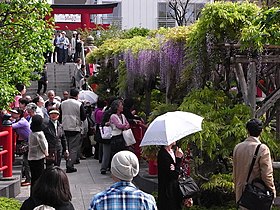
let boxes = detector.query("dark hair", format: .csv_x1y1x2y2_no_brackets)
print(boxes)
70,88,79,97
33,166,72,206
104,96,117,111
123,98,134,109
19,98,29,106
246,119,263,137
30,115,43,132
110,99,122,114
15,83,25,92
97,98,106,109
32,96,40,104
12,107,24,118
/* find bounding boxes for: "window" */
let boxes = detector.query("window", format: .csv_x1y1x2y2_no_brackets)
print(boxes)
158,2,175,28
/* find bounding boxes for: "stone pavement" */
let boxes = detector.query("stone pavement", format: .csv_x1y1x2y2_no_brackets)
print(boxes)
15,157,114,210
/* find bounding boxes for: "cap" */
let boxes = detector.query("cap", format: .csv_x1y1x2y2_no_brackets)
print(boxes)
111,151,139,182
49,110,60,115
73,31,77,35
61,31,66,34
10,109,19,114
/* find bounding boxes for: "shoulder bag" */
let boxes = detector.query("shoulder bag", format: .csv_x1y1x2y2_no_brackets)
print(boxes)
122,128,136,146
238,144,274,210
99,126,112,140
178,174,200,198
120,114,136,146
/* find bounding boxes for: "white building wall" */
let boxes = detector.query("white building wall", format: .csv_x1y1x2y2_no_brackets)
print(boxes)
116,0,158,30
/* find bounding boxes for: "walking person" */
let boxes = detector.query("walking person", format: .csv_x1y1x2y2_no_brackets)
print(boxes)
20,166,75,210
75,33,83,61
60,88,86,173
43,109,69,168
157,142,184,210
93,98,106,161
11,83,26,108
57,31,69,64
37,65,48,96
70,31,77,62
45,90,61,111
109,99,129,157
89,151,157,210
32,96,49,120
53,31,61,63
28,115,48,195
233,119,276,209
11,108,32,187
99,97,117,174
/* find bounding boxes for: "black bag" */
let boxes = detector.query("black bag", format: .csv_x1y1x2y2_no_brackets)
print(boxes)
238,144,274,210
178,175,200,198
16,140,29,155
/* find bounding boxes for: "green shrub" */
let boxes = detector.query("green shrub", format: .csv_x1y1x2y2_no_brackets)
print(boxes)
0,197,21,210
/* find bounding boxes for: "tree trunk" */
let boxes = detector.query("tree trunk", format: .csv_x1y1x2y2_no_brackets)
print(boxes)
247,62,257,117
234,63,249,105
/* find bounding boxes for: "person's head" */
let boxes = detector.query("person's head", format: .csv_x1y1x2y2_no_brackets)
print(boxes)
19,98,29,109
123,98,134,110
15,83,26,95
30,115,43,132
25,95,32,102
63,91,69,100
33,166,72,206
70,88,79,99
76,58,82,64
110,99,123,114
97,98,106,109
26,102,37,117
61,31,66,37
72,31,77,37
47,90,55,101
49,108,60,121
81,64,85,70
246,119,263,137
10,108,24,119
111,151,139,182
32,96,45,108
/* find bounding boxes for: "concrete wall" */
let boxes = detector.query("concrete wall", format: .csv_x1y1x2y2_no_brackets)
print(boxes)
121,0,158,30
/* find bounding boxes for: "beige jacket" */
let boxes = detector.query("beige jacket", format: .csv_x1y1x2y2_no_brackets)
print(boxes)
233,136,276,204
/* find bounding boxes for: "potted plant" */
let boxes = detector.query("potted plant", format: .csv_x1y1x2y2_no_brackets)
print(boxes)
141,145,160,175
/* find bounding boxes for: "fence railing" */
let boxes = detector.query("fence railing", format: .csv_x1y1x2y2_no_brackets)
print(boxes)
0,123,13,179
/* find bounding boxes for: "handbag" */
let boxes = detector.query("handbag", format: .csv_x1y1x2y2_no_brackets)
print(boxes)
178,175,200,198
16,140,29,155
99,126,112,139
238,144,274,210
122,129,136,146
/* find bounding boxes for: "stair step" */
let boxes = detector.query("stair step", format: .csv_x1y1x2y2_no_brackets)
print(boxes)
26,62,76,98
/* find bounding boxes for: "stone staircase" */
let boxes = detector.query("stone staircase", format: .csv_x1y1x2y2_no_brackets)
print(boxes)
26,63,76,98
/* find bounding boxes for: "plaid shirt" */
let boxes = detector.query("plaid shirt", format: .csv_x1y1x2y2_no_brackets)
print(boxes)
88,181,157,210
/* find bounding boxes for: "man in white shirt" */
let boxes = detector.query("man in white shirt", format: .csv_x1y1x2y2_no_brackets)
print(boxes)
57,31,69,64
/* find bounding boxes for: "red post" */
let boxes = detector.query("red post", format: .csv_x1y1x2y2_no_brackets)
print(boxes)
1,125,13,178
81,13,91,29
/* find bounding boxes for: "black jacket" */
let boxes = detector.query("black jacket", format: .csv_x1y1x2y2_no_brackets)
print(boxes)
20,197,74,210
43,120,67,152
157,147,183,210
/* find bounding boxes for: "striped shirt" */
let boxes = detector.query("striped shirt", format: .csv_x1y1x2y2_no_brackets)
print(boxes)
89,181,157,210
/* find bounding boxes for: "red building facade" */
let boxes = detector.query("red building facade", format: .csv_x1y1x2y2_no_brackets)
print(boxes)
50,3,118,30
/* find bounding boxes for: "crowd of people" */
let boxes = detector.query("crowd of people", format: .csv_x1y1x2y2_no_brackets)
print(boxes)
6,78,276,210
44,31,83,65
